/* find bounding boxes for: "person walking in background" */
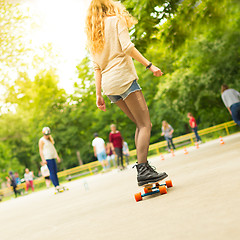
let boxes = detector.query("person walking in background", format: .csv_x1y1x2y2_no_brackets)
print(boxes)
8,171,20,198
187,113,202,143
14,172,23,195
106,142,116,167
221,84,240,126
39,127,61,193
109,124,124,170
86,0,167,186
24,168,34,193
40,162,51,188
14,172,21,185
161,121,176,152
123,141,130,165
92,133,109,171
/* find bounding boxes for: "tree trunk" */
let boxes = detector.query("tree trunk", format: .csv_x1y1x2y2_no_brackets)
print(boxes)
76,151,83,166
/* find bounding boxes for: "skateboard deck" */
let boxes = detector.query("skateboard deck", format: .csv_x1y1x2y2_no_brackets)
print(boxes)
134,179,173,202
54,186,69,194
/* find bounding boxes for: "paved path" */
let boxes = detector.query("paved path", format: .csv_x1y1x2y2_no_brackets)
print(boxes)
1,133,240,240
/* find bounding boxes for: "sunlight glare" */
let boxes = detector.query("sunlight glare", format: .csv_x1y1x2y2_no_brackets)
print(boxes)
22,0,91,93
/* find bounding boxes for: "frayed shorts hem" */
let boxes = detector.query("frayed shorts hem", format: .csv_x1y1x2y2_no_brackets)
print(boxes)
107,80,142,103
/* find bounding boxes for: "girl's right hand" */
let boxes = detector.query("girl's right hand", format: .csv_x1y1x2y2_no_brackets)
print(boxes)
42,160,47,165
149,65,163,77
96,95,106,111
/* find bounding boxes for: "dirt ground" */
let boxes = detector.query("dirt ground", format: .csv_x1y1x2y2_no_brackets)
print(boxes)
0,133,240,240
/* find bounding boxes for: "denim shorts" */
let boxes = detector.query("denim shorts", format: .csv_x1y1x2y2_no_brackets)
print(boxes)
107,80,142,103
97,151,107,162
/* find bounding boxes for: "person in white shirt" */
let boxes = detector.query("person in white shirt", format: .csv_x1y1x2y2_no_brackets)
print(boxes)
221,84,240,126
92,133,108,170
24,168,34,193
39,127,61,191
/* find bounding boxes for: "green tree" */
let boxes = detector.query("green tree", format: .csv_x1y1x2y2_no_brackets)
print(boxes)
150,0,240,131
121,0,180,52
0,69,68,174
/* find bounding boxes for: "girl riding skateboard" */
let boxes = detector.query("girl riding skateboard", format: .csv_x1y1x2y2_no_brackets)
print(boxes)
85,0,168,186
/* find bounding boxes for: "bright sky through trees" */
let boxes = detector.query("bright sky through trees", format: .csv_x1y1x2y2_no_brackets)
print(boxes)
21,0,91,93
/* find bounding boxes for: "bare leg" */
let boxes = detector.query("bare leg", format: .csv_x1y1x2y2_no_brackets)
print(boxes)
104,160,109,168
45,179,51,188
116,100,139,151
116,91,151,164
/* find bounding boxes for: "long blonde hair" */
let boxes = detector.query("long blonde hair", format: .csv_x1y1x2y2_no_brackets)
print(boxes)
85,0,137,54
49,135,55,145
44,135,55,144
162,121,170,131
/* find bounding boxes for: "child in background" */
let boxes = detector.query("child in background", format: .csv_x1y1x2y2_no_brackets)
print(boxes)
24,168,34,193
187,113,202,143
123,141,130,165
106,142,116,167
14,172,21,185
161,121,176,152
40,163,51,188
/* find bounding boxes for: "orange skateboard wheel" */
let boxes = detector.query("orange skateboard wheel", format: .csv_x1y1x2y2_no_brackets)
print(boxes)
159,186,167,194
165,180,173,188
134,192,142,202
144,188,149,194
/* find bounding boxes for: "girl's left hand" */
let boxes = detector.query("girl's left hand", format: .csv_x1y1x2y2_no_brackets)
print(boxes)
96,95,106,111
149,65,163,77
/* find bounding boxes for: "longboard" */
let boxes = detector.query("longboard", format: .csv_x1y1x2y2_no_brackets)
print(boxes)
134,179,173,202
54,186,69,194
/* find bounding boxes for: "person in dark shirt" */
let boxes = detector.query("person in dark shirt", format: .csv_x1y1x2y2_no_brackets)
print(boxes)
109,124,124,170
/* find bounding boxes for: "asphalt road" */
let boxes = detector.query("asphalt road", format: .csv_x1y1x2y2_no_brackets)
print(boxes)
0,133,240,240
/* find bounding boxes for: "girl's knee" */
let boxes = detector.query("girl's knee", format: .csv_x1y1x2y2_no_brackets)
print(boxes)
137,124,151,132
